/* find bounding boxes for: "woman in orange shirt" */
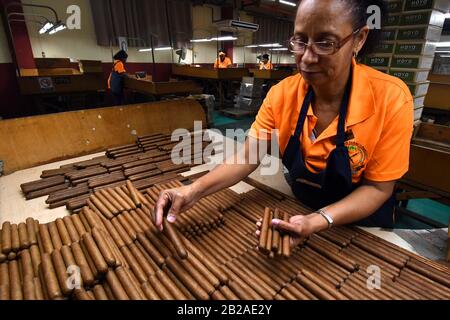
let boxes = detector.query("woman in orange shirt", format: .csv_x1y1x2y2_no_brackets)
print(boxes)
214,50,232,69
154,0,413,245
108,50,128,105
259,54,273,70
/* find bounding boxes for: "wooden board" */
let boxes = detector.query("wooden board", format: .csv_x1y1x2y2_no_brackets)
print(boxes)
405,144,450,194
35,58,72,69
249,68,295,80
424,82,450,110
172,64,250,80
17,73,105,95
0,99,206,174
124,77,202,95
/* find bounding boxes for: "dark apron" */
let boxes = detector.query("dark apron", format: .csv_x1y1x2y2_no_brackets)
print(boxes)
110,62,125,95
282,68,395,228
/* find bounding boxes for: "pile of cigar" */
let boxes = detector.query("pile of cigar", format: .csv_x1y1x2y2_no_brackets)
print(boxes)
2,178,450,300
258,208,291,258
19,131,215,212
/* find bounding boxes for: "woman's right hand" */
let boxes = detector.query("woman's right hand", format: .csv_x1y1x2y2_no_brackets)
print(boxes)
154,184,200,231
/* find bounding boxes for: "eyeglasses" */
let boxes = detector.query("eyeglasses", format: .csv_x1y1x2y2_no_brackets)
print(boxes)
288,29,360,56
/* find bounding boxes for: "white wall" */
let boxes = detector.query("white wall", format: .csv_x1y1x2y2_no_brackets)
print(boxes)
0,17,12,63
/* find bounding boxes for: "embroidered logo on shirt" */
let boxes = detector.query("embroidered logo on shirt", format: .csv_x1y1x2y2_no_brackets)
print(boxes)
345,141,368,175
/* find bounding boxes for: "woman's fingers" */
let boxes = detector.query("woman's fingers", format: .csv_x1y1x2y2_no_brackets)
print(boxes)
154,192,171,231
167,193,185,223
272,219,303,236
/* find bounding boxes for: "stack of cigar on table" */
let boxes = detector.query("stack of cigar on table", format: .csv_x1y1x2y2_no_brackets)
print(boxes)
2,176,450,300
19,130,219,213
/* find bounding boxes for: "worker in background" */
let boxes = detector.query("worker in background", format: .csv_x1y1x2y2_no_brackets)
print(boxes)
214,50,232,69
154,0,413,247
108,50,128,105
259,54,273,70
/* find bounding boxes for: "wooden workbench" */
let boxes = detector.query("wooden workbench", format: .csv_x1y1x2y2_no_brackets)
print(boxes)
171,64,250,80
124,76,202,96
249,68,296,80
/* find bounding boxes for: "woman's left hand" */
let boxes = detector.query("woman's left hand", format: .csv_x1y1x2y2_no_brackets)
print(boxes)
256,214,318,248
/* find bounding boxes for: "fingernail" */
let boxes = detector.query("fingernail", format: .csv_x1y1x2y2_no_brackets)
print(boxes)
272,219,280,226
167,214,176,223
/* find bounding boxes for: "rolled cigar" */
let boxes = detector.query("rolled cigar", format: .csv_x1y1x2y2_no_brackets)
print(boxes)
258,208,271,254
115,187,136,209
157,267,189,300
18,223,30,249
282,211,291,258
163,219,188,259
265,213,273,253
165,256,209,300
90,195,114,219
55,218,71,246
106,269,129,300
296,272,336,300
80,240,99,279
32,277,44,300
91,228,116,267
60,245,82,288
9,260,23,300
120,246,148,284
99,189,124,213
19,249,34,278
22,275,36,300
41,253,63,300
70,215,86,238
141,281,160,300
179,257,216,295
78,211,91,232
0,284,10,300
136,233,165,267
1,222,12,254
82,233,108,274
74,288,93,300
148,273,174,300
108,188,132,211
111,218,133,246
48,222,63,251
62,215,80,242
95,191,119,216
117,214,137,240
186,249,220,289
26,218,37,245
51,250,72,296
30,245,41,277
302,269,347,300
115,266,144,300
70,242,95,287
92,285,109,300
272,209,281,252
126,180,141,208
38,224,54,254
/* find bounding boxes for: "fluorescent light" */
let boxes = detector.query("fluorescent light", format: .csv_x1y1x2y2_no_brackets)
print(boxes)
139,47,172,52
245,45,258,48
436,42,450,47
211,36,237,41
279,0,297,7
259,43,282,47
270,48,288,51
39,22,53,34
190,38,211,43
48,22,66,35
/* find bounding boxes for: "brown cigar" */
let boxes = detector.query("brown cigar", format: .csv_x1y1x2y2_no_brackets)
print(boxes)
258,208,271,254
163,219,188,259
126,180,142,208
18,222,30,249
26,218,37,245
82,233,108,274
1,222,12,254
282,211,291,258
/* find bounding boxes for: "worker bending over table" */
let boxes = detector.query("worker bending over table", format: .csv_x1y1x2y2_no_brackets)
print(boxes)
214,50,233,69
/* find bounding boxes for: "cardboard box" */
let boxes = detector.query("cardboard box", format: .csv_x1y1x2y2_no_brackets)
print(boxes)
364,55,392,67
391,55,434,69
386,13,401,27
414,95,426,108
406,81,430,96
395,41,437,56
381,28,398,41
396,25,442,41
386,0,405,13
414,106,424,121
389,68,430,82
400,10,446,28
403,0,449,13
373,42,396,54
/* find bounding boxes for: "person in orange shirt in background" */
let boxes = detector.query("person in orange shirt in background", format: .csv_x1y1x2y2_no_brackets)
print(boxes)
108,50,128,105
259,54,273,70
214,50,232,69
154,0,413,243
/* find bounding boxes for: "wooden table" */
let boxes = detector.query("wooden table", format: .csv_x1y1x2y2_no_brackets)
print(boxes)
124,76,202,96
249,68,296,80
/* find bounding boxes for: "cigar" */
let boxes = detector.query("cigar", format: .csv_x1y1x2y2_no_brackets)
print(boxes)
99,189,124,213
82,233,108,274
23,275,36,300
26,218,37,245
70,242,95,287
30,245,41,277
9,260,23,300
157,267,188,300
40,253,63,300
91,227,116,267
115,266,144,300
136,232,165,267
19,249,34,278
272,209,281,251
119,246,148,284
90,195,114,219
141,281,160,300
18,223,30,249
163,219,188,259
105,269,129,300
38,224,54,254
1,222,12,254
93,285,109,300
126,180,141,208
282,211,291,258
62,215,80,242
48,222,63,251
258,208,271,254
51,249,72,296
33,277,45,300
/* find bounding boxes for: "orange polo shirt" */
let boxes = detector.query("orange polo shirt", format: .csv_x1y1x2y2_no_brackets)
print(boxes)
214,57,232,69
259,61,273,70
249,59,414,183
107,60,126,89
